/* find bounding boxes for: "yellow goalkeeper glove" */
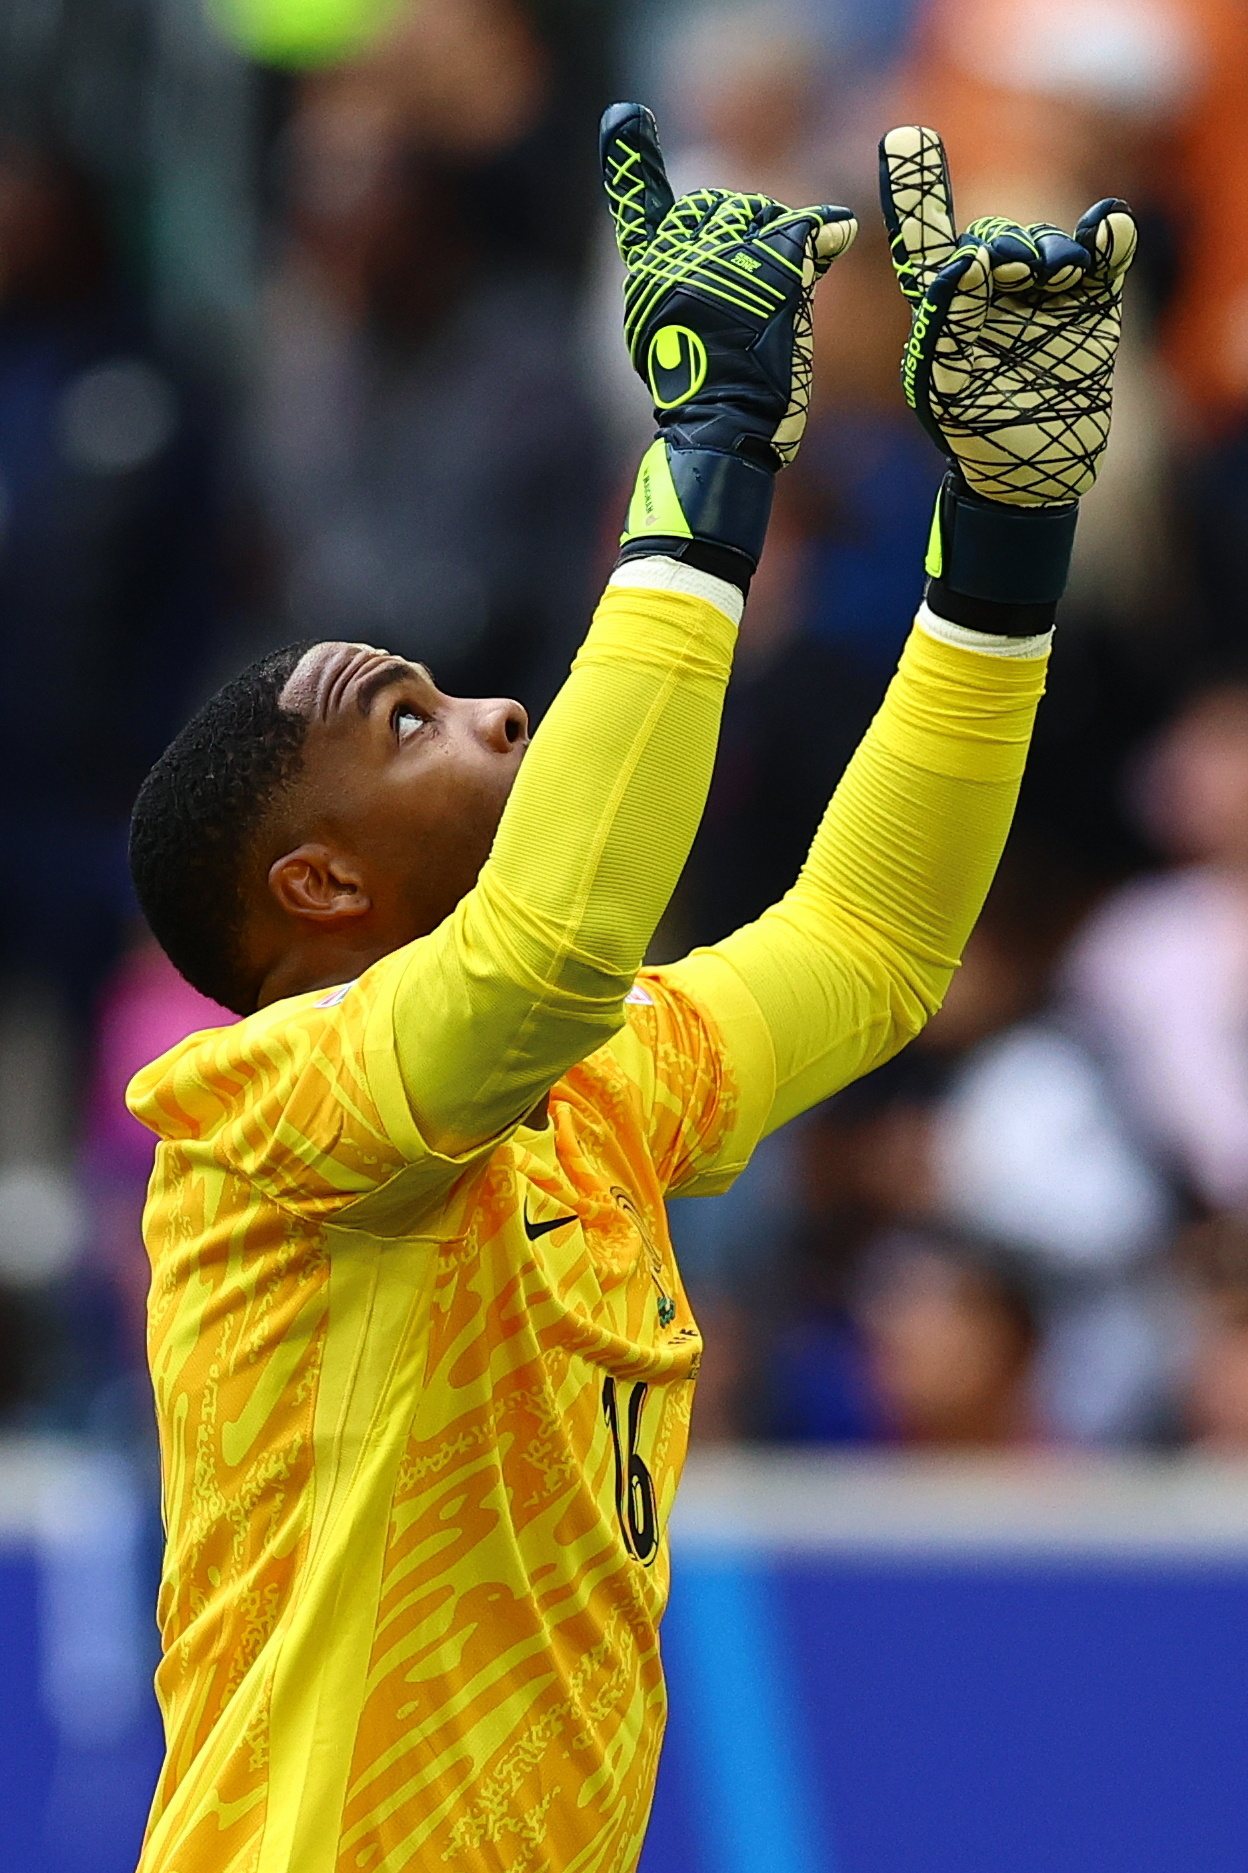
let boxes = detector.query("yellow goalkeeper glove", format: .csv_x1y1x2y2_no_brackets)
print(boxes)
880,124,1137,628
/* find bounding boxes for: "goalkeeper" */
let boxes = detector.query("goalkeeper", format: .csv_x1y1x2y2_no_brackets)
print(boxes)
124,107,1135,1873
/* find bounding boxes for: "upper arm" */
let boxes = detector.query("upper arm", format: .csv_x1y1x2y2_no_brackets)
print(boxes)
372,577,742,1162
211,946,510,1232
657,621,1052,1141
634,901,935,1180
701,898,937,1139
381,874,631,1166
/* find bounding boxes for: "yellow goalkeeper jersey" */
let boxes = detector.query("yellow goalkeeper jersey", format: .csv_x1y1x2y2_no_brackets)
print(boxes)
129,570,1048,1873
130,960,750,1873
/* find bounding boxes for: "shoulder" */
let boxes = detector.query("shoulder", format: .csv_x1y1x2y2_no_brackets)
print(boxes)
125,951,412,1143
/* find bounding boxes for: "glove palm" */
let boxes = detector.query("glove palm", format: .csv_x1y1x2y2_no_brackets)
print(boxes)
880,125,1138,507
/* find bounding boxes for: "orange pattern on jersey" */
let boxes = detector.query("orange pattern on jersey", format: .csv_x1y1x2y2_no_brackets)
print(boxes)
129,960,746,1873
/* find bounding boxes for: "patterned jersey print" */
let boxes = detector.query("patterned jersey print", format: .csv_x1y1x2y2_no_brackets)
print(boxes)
128,953,752,1873
127,589,1053,1873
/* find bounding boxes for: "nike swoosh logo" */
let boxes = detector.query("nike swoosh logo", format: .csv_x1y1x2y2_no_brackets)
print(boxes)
524,1203,577,1242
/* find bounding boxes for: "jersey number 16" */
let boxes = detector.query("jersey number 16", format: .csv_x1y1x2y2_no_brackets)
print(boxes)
602,1376,659,1565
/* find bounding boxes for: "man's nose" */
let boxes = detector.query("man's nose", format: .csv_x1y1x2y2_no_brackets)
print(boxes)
477,698,529,751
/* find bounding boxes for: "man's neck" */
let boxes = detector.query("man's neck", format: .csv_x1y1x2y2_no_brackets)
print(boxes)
255,938,396,1010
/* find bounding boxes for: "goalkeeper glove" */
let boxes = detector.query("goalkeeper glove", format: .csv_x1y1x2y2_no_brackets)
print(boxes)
601,100,856,586
879,125,1137,631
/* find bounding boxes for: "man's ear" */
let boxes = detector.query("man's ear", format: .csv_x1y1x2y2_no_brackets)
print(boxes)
268,844,371,925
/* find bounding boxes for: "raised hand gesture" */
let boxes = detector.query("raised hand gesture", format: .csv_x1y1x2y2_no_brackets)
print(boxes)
600,102,856,579
879,126,1137,508
602,101,857,473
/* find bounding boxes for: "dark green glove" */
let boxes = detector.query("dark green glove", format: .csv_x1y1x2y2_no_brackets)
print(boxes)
602,101,856,585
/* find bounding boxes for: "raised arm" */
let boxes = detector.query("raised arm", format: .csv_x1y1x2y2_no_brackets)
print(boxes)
659,127,1138,1180
380,107,857,1164
665,606,1051,1150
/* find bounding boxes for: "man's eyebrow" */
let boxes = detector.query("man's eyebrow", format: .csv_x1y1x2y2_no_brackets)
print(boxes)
356,660,434,717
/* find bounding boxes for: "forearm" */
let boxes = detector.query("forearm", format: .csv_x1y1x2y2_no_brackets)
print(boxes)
679,606,1049,1136
393,561,740,1154
667,123,1131,1144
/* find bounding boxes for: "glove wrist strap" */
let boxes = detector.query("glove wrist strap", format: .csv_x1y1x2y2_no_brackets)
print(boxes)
924,470,1079,635
616,440,774,588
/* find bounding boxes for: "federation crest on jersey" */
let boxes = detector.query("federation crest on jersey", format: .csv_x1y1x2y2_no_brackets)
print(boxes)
612,1185,677,1325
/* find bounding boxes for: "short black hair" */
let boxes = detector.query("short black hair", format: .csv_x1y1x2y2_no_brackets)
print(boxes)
129,642,319,1015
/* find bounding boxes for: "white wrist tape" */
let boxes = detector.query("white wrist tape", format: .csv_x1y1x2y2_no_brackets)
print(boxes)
917,600,1053,660
609,556,744,627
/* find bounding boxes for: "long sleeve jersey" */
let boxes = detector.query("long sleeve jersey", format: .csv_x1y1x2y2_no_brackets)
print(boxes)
127,562,1047,1873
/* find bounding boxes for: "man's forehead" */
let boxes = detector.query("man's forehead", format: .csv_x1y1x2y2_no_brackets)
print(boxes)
279,641,391,714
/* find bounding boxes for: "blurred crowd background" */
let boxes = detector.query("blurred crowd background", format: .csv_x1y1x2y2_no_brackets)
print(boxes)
6,0,1248,1471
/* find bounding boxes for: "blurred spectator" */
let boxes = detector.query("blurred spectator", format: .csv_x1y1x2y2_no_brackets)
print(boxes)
1067,678,1248,1213
251,0,610,707
1178,1214,1248,1447
0,137,226,1036
654,0,837,204
749,855,1181,1446
794,220,933,680
0,121,232,1433
9,0,1248,1467
927,862,1182,1443
856,1232,1042,1448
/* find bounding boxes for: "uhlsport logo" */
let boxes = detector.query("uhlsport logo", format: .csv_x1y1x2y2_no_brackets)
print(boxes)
647,325,708,409
899,292,929,410
902,294,935,408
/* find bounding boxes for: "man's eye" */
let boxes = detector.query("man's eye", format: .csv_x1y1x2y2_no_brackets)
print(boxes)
392,704,428,741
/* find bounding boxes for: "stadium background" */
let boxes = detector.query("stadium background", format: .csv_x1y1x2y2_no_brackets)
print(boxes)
2,0,1248,1867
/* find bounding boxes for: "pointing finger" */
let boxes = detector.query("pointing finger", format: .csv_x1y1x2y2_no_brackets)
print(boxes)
600,101,676,267
879,125,958,302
